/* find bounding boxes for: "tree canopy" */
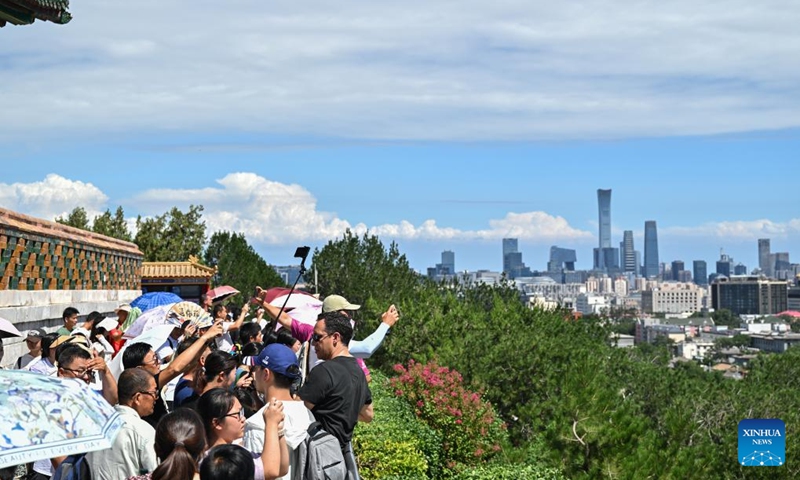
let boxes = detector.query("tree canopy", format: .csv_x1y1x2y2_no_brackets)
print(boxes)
203,231,286,305
134,205,206,261
311,232,800,479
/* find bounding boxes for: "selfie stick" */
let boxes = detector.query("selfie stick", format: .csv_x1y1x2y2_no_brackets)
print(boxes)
270,246,310,331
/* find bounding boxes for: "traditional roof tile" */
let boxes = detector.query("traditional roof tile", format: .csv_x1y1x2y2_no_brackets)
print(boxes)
141,256,216,279
0,0,71,27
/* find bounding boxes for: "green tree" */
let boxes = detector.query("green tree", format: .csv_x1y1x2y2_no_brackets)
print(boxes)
712,308,740,328
134,205,206,261
55,206,91,230
203,231,285,305
92,206,132,242
309,229,420,318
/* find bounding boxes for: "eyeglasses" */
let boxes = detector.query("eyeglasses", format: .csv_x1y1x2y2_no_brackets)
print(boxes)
138,390,159,400
311,332,330,343
61,367,95,380
224,410,245,421
142,355,160,366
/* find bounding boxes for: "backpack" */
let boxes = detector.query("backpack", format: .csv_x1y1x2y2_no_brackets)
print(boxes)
52,453,92,480
294,421,346,480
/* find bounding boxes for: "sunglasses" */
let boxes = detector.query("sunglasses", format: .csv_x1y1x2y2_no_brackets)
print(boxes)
311,332,331,343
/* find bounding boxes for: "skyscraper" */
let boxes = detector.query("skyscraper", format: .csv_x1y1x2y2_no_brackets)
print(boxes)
502,238,531,278
548,246,577,272
593,189,618,271
671,260,684,281
441,250,455,274
643,221,659,278
716,253,733,277
693,260,708,285
597,189,612,249
620,230,636,273
758,239,771,276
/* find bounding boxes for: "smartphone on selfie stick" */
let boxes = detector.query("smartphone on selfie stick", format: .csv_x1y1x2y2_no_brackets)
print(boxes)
268,246,310,331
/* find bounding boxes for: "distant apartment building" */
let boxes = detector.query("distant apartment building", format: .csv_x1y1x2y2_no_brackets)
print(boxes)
575,293,610,316
734,263,747,275
710,276,789,315
459,270,503,285
613,277,628,297
788,286,800,311
750,333,800,353
641,282,705,314
518,277,586,300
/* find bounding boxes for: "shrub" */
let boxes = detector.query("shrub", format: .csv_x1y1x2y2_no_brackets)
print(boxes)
453,464,567,480
354,371,443,480
390,359,507,471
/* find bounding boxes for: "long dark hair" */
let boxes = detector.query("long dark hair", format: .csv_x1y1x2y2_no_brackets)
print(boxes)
151,408,206,480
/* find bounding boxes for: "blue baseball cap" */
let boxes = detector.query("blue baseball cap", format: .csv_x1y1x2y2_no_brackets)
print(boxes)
255,343,301,380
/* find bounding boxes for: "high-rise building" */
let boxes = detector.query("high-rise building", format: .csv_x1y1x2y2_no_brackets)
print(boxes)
547,246,577,273
671,260,684,281
441,250,455,275
758,239,771,277
502,238,531,279
643,221,659,278
620,230,636,273
693,260,708,285
772,252,791,279
502,238,518,262
711,276,789,315
593,189,618,272
594,189,617,272
716,253,733,277
597,189,612,249
734,263,747,275
427,250,456,279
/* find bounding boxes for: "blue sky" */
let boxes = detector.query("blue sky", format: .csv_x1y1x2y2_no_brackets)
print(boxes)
2,1,800,274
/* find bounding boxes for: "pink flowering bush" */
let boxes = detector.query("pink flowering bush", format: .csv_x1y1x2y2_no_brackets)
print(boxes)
391,359,507,470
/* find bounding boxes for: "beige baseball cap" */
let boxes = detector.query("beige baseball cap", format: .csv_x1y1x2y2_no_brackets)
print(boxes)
322,295,361,313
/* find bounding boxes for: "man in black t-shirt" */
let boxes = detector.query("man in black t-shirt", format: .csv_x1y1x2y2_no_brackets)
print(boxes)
299,311,373,478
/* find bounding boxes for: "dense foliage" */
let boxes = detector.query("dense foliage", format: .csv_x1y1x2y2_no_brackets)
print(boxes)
134,205,206,261
391,360,506,471
56,206,132,241
312,233,800,479
354,371,443,480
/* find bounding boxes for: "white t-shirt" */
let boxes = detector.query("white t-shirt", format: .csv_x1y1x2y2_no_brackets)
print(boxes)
242,400,315,480
215,321,234,353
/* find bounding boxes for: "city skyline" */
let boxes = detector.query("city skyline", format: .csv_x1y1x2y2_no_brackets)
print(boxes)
3,2,800,274
2,163,799,275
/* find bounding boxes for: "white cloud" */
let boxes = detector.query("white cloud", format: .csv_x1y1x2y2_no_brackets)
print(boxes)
664,219,800,241
0,174,108,221
1,1,800,143
132,172,592,244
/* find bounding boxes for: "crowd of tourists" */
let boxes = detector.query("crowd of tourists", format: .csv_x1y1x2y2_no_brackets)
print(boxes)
1,290,400,480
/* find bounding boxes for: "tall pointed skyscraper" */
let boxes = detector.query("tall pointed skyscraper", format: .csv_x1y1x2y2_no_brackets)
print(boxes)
593,189,618,271
643,220,659,278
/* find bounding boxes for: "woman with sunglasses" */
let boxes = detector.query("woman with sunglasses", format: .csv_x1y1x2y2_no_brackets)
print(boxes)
196,388,288,480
